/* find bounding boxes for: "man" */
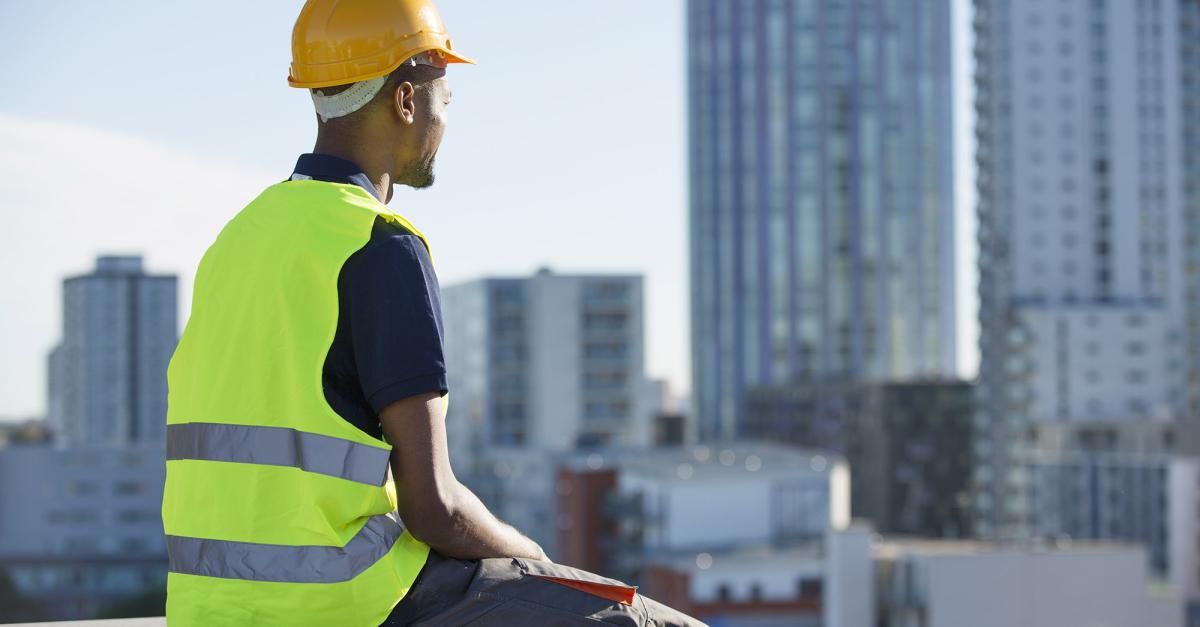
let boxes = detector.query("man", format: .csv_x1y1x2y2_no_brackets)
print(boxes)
161,1,705,625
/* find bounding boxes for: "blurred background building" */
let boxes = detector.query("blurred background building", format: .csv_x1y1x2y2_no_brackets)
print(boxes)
1,255,174,622
687,0,958,442
865,531,1183,627
0,447,166,622
744,381,974,538
557,443,849,626
1181,0,1200,430
442,269,655,462
972,0,1195,535
46,256,177,449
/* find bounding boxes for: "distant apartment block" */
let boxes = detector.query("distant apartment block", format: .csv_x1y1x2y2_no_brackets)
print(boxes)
1183,0,1200,423
744,381,974,538
687,0,957,441
47,256,177,449
0,444,166,622
973,0,1196,539
442,269,650,468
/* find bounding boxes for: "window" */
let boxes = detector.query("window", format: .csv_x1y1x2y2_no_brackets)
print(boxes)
114,481,144,496
67,481,98,497
121,538,148,553
798,578,823,598
117,510,159,524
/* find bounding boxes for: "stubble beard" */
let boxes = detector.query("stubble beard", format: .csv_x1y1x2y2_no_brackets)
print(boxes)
407,154,437,189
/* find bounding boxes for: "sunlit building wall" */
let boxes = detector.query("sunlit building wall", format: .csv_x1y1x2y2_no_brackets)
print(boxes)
442,270,648,470
973,0,1192,539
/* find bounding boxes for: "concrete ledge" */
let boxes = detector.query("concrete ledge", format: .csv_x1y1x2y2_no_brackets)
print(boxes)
9,614,165,619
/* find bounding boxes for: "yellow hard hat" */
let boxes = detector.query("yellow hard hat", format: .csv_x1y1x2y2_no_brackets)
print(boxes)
288,0,475,89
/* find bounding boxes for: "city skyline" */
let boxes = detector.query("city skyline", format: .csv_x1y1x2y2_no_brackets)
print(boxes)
0,0,980,421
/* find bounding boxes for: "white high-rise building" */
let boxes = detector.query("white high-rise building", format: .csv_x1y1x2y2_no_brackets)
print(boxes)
441,269,649,469
47,256,178,448
973,0,1194,539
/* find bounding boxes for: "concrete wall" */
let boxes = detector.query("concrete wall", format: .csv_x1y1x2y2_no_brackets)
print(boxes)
824,527,874,627
528,274,583,450
922,548,1181,627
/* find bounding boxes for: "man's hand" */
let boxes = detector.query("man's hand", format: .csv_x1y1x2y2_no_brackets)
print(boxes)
379,391,546,561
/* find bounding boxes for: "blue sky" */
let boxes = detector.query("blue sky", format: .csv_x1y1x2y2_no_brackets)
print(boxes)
0,1,976,419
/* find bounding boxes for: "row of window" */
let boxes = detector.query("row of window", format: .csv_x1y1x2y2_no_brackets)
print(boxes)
47,509,160,525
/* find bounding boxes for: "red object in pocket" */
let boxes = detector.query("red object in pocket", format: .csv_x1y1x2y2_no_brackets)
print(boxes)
529,574,639,606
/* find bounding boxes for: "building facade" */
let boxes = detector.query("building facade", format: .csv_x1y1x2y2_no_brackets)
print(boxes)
1182,0,1200,428
47,256,177,449
1026,451,1199,605
744,381,974,538
442,269,649,470
555,443,850,583
687,0,957,441
868,536,1183,627
973,0,1193,539
0,445,167,622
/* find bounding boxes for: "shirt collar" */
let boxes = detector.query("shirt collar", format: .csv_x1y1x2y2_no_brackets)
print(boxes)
290,153,382,202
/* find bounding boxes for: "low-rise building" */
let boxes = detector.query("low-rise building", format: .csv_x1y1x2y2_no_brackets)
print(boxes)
867,536,1183,627
0,445,166,622
553,442,849,625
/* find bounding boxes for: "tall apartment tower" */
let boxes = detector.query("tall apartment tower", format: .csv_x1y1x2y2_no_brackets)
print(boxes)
687,0,957,441
1182,0,1200,429
973,0,1194,539
441,270,648,467
47,256,178,448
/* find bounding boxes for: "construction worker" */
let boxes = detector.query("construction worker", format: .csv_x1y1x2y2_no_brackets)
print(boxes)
161,0,705,624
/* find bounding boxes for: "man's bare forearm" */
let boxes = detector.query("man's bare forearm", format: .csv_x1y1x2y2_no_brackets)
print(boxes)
415,481,547,562
379,391,547,563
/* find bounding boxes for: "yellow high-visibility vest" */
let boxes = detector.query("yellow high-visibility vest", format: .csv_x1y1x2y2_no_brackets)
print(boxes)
162,180,431,626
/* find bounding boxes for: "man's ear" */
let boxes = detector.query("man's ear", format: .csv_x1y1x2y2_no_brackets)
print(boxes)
394,81,417,124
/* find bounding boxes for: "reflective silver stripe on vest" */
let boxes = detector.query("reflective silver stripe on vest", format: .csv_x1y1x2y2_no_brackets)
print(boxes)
166,422,390,486
167,513,403,583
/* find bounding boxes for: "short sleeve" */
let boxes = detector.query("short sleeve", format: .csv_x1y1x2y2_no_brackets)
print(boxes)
339,221,448,414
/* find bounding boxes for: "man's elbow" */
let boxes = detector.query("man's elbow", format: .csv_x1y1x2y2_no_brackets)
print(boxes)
397,488,458,546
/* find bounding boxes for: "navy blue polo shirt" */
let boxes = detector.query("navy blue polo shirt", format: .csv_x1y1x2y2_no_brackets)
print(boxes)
290,153,448,440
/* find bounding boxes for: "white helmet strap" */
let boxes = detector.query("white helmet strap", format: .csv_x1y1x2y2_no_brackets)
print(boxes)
309,51,448,123
310,76,387,123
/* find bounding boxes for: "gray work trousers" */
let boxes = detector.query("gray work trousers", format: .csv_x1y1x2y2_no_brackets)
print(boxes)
381,549,707,626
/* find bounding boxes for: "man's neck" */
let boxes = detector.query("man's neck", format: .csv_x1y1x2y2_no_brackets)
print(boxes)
311,139,393,203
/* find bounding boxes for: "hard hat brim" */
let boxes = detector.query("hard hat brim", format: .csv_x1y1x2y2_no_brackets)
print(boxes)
288,45,475,89
440,48,476,66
